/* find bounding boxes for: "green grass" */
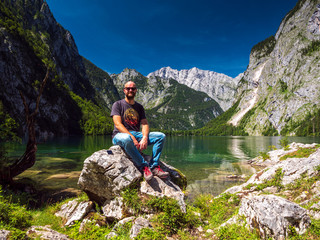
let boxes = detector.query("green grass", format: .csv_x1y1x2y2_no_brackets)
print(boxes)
280,146,319,161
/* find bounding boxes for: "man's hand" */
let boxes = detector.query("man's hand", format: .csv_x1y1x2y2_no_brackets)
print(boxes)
131,136,140,149
139,136,148,151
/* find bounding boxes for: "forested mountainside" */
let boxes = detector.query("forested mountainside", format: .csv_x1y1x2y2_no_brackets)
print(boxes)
110,68,223,130
199,0,320,136
0,0,113,139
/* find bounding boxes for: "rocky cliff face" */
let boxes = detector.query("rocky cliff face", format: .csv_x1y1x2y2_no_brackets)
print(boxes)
229,0,320,135
0,0,98,138
148,66,242,111
111,68,223,130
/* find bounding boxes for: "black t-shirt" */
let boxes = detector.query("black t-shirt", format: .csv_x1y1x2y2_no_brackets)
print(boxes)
110,99,146,138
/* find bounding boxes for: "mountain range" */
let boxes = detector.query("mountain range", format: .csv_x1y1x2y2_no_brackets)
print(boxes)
1,0,320,138
148,67,242,111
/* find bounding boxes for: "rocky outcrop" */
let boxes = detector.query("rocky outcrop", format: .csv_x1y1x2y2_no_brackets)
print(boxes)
55,199,94,226
221,143,320,239
239,195,310,239
77,145,187,213
148,66,242,111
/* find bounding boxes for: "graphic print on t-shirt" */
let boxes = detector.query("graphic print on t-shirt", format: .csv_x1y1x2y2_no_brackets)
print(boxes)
124,108,139,126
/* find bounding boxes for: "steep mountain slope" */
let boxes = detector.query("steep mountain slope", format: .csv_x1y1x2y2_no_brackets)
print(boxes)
0,0,113,138
111,69,223,130
220,0,320,136
148,67,242,111
82,57,120,111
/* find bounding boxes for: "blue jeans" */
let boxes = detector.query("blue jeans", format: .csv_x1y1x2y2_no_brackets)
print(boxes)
112,131,166,170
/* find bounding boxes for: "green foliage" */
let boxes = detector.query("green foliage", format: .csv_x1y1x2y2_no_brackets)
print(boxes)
193,100,248,136
279,136,290,149
255,168,284,191
282,108,320,136
301,40,320,56
217,223,260,239
121,187,142,214
259,151,270,161
136,227,167,239
193,193,240,228
286,169,320,202
0,187,32,231
251,35,276,58
147,196,200,234
279,80,288,93
280,146,319,161
0,1,54,68
0,101,20,142
69,91,113,135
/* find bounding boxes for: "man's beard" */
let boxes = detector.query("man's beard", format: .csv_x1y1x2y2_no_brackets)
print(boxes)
126,93,135,100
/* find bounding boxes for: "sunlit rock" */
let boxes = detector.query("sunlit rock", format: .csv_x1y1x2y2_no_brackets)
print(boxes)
27,226,71,240
239,195,311,239
55,199,94,226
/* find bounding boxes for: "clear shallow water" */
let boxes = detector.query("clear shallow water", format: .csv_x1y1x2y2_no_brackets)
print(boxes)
4,135,320,197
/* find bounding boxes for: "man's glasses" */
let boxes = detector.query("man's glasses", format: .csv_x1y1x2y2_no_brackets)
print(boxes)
124,87,137,91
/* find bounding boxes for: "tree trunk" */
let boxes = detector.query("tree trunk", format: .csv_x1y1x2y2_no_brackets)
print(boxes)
0,69,49,184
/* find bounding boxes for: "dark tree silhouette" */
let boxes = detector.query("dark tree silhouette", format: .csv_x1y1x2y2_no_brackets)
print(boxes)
0,69,49,184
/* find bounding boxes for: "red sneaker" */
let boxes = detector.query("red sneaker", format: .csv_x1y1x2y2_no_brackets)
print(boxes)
152,166,169,179
143,166,153,181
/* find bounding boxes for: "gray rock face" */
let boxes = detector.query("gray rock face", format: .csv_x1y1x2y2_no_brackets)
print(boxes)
229,0,320,135
78,146,142,204
130,217,151,239
140,176,186,212
239,195,311,239
102,197,125,221
55,199,94,226
148,66,242,111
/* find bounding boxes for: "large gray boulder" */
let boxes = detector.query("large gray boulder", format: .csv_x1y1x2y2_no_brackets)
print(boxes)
239,195,311,239
78,145,187,218
78,146,142,204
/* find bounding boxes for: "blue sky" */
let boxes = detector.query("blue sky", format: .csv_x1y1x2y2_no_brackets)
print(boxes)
46,0,298,78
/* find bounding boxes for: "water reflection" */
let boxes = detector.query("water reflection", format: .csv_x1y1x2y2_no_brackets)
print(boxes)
3,135,320,196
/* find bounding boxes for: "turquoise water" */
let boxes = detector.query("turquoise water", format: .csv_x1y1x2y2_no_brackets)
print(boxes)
4,135,320,196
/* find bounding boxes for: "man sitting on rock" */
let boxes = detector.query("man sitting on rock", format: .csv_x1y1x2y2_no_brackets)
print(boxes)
111,81,169,181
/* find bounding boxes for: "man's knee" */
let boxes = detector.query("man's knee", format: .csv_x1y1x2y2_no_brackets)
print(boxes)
113,133,133,145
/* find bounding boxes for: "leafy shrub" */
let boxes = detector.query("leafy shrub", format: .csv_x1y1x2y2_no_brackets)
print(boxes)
147,196,200,233
259,151,270,161
279,136,290,150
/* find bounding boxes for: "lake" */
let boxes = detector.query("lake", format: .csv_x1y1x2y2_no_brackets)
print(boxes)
4,135,320,199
